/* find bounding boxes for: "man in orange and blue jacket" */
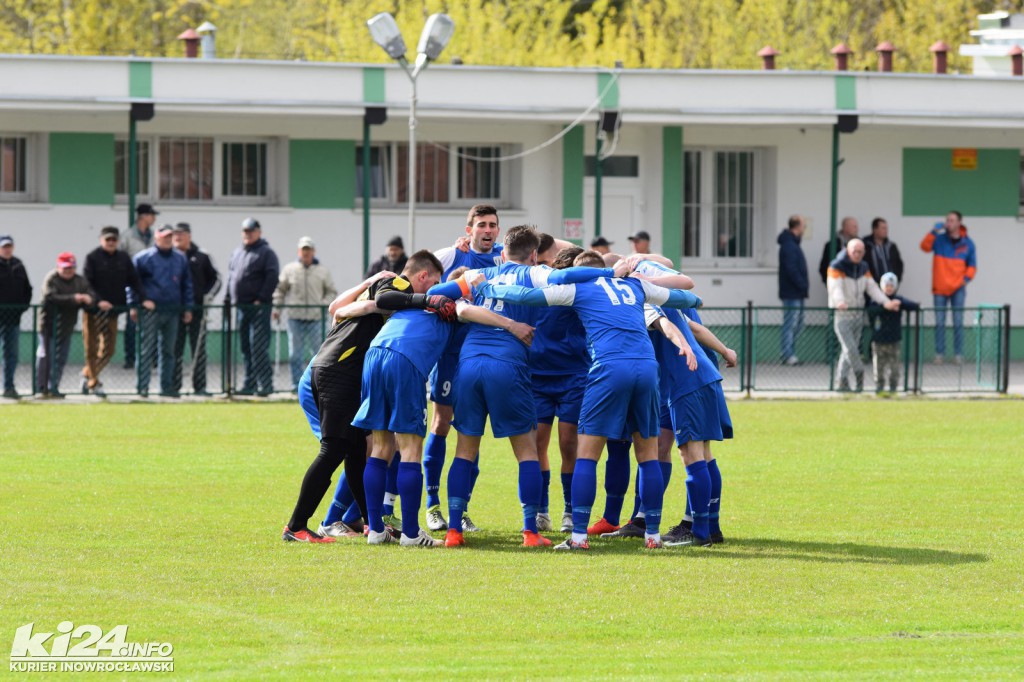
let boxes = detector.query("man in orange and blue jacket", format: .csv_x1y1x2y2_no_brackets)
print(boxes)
920,211,976,363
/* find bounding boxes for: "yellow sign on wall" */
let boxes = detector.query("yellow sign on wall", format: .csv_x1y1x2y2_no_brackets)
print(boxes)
951,148,978,170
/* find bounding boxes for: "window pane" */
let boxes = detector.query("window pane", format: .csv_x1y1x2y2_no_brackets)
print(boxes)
459,146,501,199
356,145,390,199
682,151,701,258
115,140,149,196
1,136,27,195
712,151,754,259
159,137,214,201
221,142,265,198
396,143,449,204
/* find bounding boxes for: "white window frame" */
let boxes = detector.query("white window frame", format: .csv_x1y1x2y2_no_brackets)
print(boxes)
682,147,762,267
115,136,277,206
0,134,34,202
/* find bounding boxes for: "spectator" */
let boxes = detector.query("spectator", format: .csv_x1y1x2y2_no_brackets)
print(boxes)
590,236,613,255
171,223,220,396
862,217,904,285
777,215,809,365
365,236,407,279
867,273,919,393
36,252,94,398
826,239,899,392
129,225,193,397
227,217,280,396
273,236,337,392
921,211,977,364
120,203,159,369
818,216,860,283
81,226,143,397
0,235,32,398
627,230,651,254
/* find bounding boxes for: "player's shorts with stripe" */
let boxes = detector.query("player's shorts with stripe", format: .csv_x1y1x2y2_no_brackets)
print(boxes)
578,359,660,441
668,382,724,446
714,380,733,439
428,352,459,405
453,357,536,438
352,347,428,437
298,362,320,439
311,360,368,443
532,372,586,426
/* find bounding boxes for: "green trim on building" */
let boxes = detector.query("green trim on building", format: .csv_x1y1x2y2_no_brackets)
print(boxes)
661,126,683,269
597,72,619,109
362,67,386,104
129,61,152,99
902,147,1020,217
562,125,584,226
835,75,856,110
289,139,355,209
49,133,114,205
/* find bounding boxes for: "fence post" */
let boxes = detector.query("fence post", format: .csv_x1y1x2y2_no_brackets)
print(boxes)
744,301,753,396
912,308,922,394
1001,304,1011,394
827,308,835,392
30,305,37,394
902,308,911,393
224,300,233,397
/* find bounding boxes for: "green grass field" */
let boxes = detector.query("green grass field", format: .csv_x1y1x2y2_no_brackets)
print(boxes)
2,401,1023,679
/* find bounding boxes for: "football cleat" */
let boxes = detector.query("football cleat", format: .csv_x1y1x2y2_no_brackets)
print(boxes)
600,521,645,538
710,532,725,545
381,513,402,529
645,537,664,549
560,512,573,533
663,527,713,547
318,521,361,538
522,531,552,547
553,538,590,551
400,530,443,547
282,526,336,543
587,518,620,536
425,505,449,531
460,514,481,533
444,529,465,547
536,513,552,532
367,529,395,545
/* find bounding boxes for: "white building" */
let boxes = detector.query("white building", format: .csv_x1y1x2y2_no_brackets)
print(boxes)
1,53,1022,334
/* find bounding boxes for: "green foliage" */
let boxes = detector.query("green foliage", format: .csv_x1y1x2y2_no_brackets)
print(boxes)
0,0,1020,72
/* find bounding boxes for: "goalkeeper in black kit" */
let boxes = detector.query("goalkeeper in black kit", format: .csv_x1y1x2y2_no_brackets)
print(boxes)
282,250,458,542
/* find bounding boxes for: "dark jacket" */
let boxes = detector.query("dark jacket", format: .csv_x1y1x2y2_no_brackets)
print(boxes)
777,229,808,300
365,254,408,279
0,255,32,314
129,246,194,308
862,235,904,284
182,243,221,306
819,235,846,283
84,247,142,308
867,294,920,344
39,270,95,335
227,238,279,305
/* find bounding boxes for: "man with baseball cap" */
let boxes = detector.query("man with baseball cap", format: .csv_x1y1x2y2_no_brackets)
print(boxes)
628,230,652,254
171,222,220,396
227,217,280,396
365,235,408,279
37,252,95,398
81,226,143,396
0,235,32,398
120,203,159,369
590,236,613,255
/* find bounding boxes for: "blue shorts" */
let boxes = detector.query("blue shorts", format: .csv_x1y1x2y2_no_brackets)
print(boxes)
298,361,320,439
352,347,429,437
715,380,733,439
428,352,459,405
659,401,673,432
533,372,586,425
668,382,724,446
453,357,536,438
578,359,660,441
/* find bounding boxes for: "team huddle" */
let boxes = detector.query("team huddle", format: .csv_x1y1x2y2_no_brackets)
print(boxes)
282,205,736,550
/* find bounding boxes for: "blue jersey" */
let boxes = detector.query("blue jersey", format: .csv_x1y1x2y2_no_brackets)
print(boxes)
633,259,721,368
369,308,453,378
434,244,505,353
646,305,721,399
680,307,719,368
529,306,589,376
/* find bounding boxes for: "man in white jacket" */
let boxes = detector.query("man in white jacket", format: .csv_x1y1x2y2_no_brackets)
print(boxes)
826,239,899,392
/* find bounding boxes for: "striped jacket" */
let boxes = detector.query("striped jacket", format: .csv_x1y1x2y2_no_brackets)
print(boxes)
920,226,976,297
826,252,890,310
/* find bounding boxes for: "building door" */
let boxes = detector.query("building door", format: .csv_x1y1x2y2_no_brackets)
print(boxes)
583,180,646,251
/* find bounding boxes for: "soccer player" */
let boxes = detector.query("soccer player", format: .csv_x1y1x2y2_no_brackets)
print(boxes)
281,258,457,543
476,251,702,550
422,204,505,533
432,227,624,548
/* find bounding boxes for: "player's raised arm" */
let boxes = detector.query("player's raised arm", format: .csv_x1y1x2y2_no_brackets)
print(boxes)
454,299,535,346
646,306,698,372
476,282,577,307
639,279,702,309
686,318,737,367
534,265,614,286
333,299,379,321
328,270,396,317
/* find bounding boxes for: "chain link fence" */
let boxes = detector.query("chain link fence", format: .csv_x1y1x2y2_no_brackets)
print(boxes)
0,303,1012,399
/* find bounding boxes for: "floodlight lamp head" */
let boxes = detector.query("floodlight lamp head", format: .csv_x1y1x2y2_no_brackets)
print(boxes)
367,13,407,60
417,14,455,61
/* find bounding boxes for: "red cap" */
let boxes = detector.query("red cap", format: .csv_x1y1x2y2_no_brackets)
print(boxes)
57,252,76,268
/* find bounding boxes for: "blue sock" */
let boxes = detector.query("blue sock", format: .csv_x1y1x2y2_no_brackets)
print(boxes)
708,458,722,536
363,457,389,533
447,457,474,533
660,461,673,492
571,459,598,538
322,471,354,527
397,462,422,538
685,460,711,540
467,452,481,506
637,460,664,536
560,472,573,514
630,474,642,521
342,499,362,526
603,439,631,525
422,433,446,508
518,461,542,533
539,469,551,514
383,451,400,516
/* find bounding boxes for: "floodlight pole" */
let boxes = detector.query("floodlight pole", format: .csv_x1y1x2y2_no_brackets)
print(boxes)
407,71,418,252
